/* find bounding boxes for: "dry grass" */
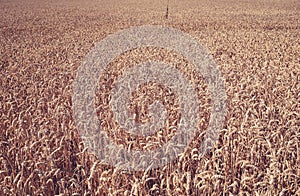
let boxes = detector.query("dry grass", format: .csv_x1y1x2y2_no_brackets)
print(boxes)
0,0,299,195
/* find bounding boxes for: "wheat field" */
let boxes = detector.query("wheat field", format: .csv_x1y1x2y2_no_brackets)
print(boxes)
0,0,299,195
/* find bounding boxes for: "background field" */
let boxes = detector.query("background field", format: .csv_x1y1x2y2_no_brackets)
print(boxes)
0,0,299,195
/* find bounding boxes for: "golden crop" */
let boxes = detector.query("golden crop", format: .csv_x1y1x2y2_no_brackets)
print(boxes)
0,0,299,195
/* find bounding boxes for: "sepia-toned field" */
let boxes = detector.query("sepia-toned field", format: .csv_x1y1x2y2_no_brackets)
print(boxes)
0,0,299,195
